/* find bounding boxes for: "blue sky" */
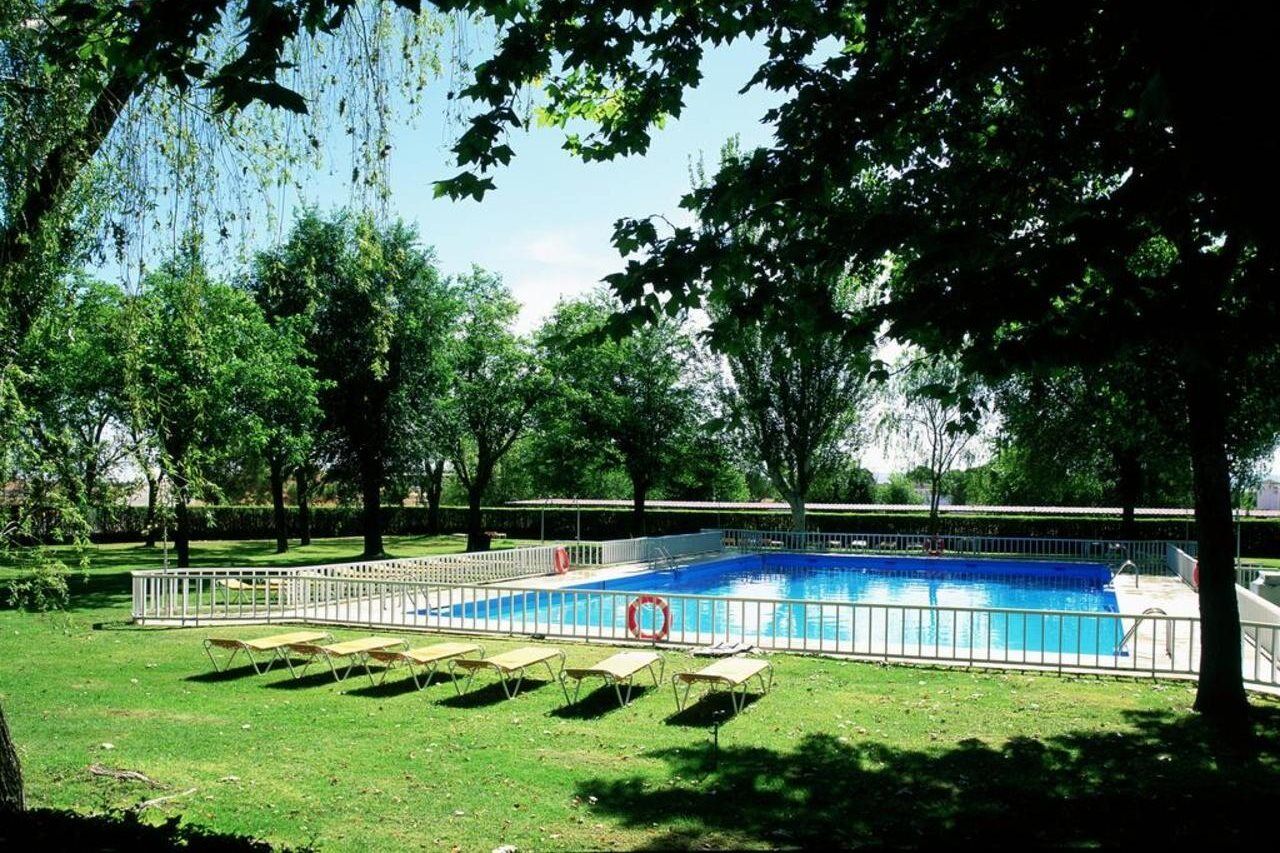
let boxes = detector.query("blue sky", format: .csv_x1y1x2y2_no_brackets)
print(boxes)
299,38,779,332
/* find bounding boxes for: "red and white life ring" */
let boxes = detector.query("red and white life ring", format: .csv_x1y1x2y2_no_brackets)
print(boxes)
627,594,671,641
553,546,571,574
1192,560,1200,589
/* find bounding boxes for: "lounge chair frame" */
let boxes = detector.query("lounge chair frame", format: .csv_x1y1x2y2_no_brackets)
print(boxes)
216,577,286,607
202,631,332,675
453,649,566,699
673,659,774,714
285,638,409,682
560,653,665,707
362,643,486,689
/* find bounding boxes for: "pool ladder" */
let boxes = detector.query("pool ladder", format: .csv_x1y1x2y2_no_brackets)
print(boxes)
1117,607,1172,657
1112,559,1139,588
648,544,680,574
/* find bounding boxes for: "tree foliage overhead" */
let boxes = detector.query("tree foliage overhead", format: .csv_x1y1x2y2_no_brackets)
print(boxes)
433,2,1279,722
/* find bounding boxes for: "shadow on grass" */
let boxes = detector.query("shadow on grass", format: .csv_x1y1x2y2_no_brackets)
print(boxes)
344,671,466,698
550,684,660,719
0,806,290,851
436,677,558,708
63,571,133,611
260,670,346,690
184,664,276,683
576,706,1280,849
663,692,761,728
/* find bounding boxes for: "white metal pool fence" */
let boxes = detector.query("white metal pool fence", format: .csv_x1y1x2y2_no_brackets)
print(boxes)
130,530,1280,691
722,528,1187,573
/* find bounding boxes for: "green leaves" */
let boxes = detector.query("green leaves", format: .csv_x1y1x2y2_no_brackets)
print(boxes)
210,78,309,115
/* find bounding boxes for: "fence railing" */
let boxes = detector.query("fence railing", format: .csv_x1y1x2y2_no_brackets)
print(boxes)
595,531,725,566
722,529,1186,572
128,570,1280,690
1168,543,1196,586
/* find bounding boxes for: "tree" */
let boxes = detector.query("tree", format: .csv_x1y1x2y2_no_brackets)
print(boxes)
536,291,699,534
1,0,440,346
713,273,875,532
241,317,321,554
433,2,1280,725
251,209,453,558
443,269,540,551
881,357,986,539
810,462,878,504
990,361,1192,536
0,699,19,812
17,277,131,512
126,250,274,567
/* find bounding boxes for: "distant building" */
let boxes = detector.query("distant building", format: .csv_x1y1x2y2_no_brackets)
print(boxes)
1259,480,1280,511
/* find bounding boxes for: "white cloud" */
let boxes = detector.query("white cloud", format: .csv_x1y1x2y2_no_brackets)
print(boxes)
500,226,623,331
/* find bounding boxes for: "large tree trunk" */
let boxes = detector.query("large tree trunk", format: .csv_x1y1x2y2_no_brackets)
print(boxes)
1184,355,1250,725
425,459,444,535
1,69,143,341
1115,448,1143,540
631,479,649,538
360,455,384,558
789,494,807,532
0,702,22,812
296,466,311,547
173,490,191,569
466,487,489,552
929,474,943,540
269,458,288,555
142,468,159,548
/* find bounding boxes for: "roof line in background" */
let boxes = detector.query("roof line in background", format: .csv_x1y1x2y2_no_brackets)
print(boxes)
506,499,1277,518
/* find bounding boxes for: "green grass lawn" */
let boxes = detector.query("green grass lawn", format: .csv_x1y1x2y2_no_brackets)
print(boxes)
2,542,1280,849
0,535,547,613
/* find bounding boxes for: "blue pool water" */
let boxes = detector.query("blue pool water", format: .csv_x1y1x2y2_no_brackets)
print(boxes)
429,553,1127,657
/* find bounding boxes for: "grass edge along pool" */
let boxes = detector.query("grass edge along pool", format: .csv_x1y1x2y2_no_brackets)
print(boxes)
431,553,1129,657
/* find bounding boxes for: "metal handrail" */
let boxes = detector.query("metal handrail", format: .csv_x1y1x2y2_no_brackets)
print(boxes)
1112,559,1139,588
1118,607,1170,655
647,543,680,573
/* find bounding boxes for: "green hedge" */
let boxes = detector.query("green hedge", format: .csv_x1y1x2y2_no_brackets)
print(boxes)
87,504,1280,556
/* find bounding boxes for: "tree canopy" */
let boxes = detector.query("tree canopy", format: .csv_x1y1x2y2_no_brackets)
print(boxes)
431,2,1280,722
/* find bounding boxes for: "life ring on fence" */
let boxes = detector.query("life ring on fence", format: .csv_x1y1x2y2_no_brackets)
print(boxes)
1192,560,1200,589
627,594,671,641
553,546,571,575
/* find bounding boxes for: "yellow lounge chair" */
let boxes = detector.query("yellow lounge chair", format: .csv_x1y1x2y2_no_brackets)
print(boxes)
673,657,774,714
363,642,485,689
452,646,566,699
561,651,664,707
217,577,287,605
203,630,332,674
285,636,408,682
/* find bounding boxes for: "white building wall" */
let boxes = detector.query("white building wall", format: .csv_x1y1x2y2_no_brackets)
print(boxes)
1258,480,1280,511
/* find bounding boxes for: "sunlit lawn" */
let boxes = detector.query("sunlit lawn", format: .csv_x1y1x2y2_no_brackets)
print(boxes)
2,538,1279,849
0,535,547,610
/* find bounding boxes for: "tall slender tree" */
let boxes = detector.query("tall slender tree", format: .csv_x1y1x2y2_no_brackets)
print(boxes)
443,269,541,551
713,274,875,532
126,250,274,567
881,356,985,540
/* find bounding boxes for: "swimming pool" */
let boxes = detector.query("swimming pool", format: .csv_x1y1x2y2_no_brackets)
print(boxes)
429,553,1128,658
